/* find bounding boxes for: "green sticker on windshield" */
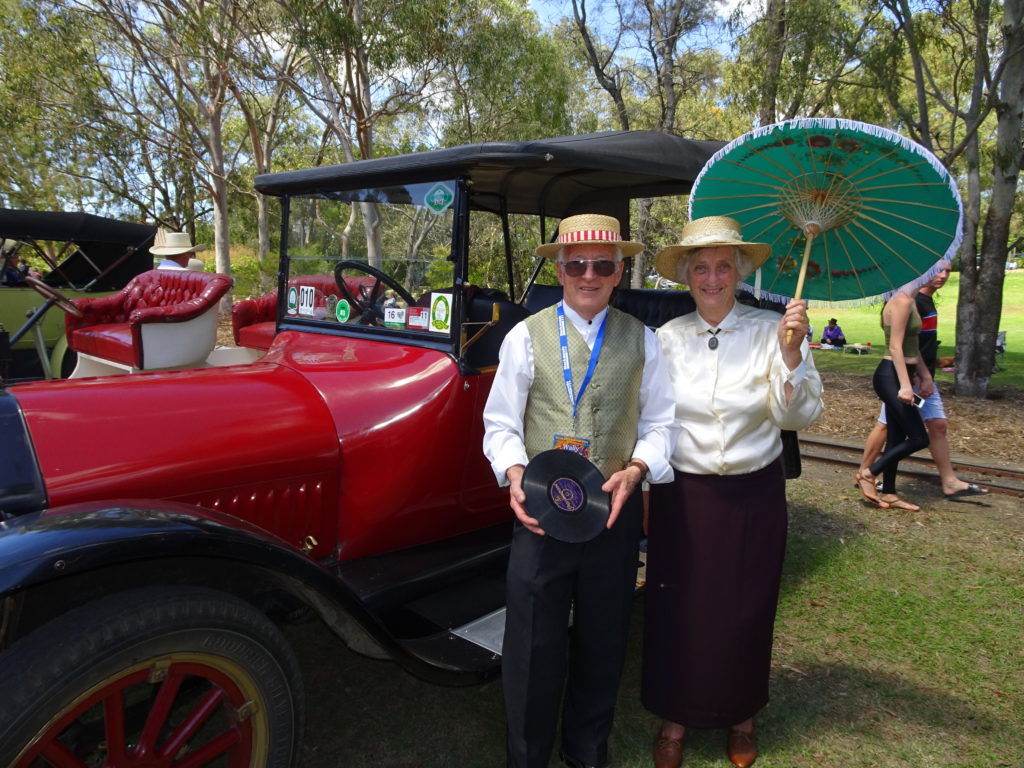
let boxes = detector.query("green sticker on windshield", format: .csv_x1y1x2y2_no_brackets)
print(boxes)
286,286,298,315
429,292,452,333
424,183,454,215
336,299,351,323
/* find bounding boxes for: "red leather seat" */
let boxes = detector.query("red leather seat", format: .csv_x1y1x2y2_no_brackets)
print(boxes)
231,275,375,351
66,269,232,370
231,291,277,351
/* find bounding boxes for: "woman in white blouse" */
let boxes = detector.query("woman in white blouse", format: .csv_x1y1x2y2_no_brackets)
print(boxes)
642,217,824,768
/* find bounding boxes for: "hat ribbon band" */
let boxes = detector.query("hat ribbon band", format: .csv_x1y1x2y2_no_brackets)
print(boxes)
558,229,622,244
678,227,746,246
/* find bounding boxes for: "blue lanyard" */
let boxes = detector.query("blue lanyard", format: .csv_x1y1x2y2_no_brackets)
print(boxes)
557,301,607,420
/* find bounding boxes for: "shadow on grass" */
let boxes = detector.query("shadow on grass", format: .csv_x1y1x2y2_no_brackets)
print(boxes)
289,489,1019,767
292,602,1019,767
288,618,506,768
780,499,867,589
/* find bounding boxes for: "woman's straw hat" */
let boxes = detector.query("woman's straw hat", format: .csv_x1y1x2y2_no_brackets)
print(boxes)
536,213,643,259
150,231,208,256
655,216,771,281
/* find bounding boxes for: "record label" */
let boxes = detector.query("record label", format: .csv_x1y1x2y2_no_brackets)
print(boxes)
523,449,610,543
550,477,585,513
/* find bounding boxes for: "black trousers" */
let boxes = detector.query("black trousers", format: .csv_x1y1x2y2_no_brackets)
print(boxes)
502,491,643,768
870,359,930,494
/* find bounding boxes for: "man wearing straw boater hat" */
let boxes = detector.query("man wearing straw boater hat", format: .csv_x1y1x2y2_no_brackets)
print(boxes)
151,231,207,270
483,213,677,768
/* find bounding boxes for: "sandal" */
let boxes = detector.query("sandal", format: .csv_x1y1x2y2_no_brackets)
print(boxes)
855,471,888,508
879,495,920,512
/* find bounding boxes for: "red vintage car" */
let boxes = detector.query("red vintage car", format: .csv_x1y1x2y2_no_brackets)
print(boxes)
0,131,722,766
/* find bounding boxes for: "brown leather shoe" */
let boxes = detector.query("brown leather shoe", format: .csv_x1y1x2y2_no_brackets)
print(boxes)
726,725,758,768
653,731,684,768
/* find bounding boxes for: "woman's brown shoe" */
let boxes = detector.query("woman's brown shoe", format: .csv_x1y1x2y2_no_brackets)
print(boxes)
653,731,684,768
726,725,757,768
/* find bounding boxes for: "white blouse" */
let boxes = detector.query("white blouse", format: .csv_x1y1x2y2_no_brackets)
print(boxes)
658,302,824,476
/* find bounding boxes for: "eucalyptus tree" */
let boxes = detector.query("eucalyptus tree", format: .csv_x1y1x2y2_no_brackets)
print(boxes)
0,0,110,211
80,0,267,286
958,0,1023,397
420,1,582,296
226,11,304,263
566,0,719,285
432,0,577,146
263,0,479,267
725,0,883,124
854,0,1023,397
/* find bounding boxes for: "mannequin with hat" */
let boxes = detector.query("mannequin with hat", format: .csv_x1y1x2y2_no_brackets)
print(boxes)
151,231,207,270
483,213,677,768
643,217,823,768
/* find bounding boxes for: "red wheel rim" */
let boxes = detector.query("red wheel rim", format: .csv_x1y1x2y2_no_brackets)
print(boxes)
14,653,270,767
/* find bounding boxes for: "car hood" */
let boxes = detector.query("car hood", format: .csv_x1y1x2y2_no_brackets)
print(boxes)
13,361,341,509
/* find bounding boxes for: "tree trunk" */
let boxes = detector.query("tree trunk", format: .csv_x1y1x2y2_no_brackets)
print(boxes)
956,0,1023,397
758,0,787,125
257,192,272,272
208,109,233,313
631,198,653,289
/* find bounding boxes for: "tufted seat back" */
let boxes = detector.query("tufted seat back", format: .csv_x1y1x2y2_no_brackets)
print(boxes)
66,269,232,370
521,283,698,328
611,287,696,328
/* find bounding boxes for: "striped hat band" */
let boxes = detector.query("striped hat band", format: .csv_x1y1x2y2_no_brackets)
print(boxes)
559,229,622,244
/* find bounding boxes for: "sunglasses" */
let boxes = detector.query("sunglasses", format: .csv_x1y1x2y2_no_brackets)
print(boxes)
561,259,618,278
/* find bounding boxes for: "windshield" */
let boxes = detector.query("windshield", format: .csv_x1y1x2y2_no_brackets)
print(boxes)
284,180,459,337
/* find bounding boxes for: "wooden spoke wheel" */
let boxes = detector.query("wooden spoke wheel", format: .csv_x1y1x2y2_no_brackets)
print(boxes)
0,587,303,768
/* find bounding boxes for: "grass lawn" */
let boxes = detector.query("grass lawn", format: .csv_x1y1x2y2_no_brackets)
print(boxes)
807,271,1024,389
291,468,1023,768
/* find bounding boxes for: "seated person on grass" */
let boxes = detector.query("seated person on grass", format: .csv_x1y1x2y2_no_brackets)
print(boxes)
821,317,846,347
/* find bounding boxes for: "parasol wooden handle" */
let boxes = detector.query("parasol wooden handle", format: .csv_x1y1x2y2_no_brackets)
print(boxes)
785,229,818,343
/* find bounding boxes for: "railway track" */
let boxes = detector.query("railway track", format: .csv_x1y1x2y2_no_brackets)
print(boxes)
798,434,1024,498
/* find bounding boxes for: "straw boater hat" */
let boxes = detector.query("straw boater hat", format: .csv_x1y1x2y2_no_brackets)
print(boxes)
655,216,771,282
150,231,208,257
536,213,643,259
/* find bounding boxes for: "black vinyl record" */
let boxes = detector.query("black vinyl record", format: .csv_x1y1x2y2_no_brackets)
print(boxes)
522,449,610,543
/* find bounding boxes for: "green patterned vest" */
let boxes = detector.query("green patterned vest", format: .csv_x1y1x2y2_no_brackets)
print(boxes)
524,304,645,479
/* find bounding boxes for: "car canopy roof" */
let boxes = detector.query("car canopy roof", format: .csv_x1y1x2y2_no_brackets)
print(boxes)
0,208,157,246
255,130,724,221
0,208,157,290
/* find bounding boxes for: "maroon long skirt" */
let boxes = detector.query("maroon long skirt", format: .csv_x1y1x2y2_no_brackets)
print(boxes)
641,459,787,728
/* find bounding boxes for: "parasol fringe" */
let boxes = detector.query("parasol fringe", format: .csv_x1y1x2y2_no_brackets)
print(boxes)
738,281,886,308
742,254,958,309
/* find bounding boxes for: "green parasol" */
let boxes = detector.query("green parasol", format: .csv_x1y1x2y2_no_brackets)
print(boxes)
688,117,963,308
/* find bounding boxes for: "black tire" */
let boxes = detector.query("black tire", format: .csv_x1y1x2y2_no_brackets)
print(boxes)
0,586,304,767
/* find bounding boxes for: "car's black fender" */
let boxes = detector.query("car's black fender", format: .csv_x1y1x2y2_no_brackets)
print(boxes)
0,499,494,684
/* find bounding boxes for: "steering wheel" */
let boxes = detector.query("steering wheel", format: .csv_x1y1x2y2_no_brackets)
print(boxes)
333,260,416,317
25,275,83,318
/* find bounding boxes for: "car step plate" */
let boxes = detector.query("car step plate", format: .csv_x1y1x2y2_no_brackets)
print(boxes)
451,608,506,655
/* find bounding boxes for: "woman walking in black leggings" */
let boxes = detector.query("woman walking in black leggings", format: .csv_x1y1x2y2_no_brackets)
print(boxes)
856,288,930,511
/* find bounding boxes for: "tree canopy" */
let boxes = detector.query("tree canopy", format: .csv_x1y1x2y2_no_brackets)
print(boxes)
2,0,1020,396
